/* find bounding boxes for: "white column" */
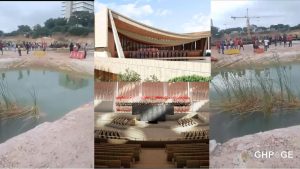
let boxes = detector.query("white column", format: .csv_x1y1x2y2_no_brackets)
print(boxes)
163,83,167,96
109,10,125,58
187,82,190,97
113,82,119,112
208,37,210,49
139,83,143,97
116,82,119,97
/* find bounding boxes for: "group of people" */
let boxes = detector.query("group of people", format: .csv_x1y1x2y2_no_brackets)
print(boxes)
0,40,47,56
0,40,89,59
253,34,295,51
216,34,297,54
216,38,244,54
69,42,88,59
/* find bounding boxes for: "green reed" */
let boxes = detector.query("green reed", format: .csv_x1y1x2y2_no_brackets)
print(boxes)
212,53,300,115
0,81,40,120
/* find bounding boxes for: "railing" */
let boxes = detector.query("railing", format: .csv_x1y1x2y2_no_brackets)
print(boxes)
123,50,203,60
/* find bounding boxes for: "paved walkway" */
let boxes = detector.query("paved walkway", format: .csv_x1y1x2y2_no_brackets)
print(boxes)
134,148,174,168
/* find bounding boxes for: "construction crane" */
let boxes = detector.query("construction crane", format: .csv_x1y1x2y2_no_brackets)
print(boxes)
231,8,260,37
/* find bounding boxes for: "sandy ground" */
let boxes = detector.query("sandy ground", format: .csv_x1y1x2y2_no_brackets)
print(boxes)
210,125,300,168
0,103,93,168
0,49,94,75
212,41,300,71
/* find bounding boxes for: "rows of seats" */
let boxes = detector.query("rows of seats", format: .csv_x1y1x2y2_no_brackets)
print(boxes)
126,50,188,59
94,129,121,139
165,143,209,168
94,143,142,168
178,118,196,127
108,116,133,129
183,130,209,140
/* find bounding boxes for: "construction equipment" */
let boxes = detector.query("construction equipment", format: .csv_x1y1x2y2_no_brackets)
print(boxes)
231,8,260,38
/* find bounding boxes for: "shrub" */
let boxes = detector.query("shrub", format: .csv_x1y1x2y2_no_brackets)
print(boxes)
144,74,159,82
168,75,211,82
118,69,141,82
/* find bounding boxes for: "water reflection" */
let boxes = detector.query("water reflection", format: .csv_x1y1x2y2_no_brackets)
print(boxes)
1,73,5,80
18,70,23,80
59,74,89,90
0,69,93,143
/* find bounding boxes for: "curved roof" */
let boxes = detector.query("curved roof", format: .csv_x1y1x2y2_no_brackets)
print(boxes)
109,9,210,46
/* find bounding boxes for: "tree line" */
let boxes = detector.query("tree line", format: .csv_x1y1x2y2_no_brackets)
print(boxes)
0,11,94,38
212,23,300,38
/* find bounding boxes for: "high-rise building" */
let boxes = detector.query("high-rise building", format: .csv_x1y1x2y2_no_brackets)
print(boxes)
62,1,94,19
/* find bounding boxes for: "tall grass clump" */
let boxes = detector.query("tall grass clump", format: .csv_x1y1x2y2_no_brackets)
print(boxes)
212,53,300,116
0,81,40,120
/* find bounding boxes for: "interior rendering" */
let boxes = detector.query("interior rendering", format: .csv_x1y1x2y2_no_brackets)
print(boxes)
94,82,209,168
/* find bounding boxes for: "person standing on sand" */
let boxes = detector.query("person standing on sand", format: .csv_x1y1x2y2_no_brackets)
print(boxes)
216,41,220,53
17,45,22,56
42,43,46,52
226,40,229,50
0,41,3,55
239,39,244,50
83,43,88,59
264,38,269,51
69,42,74,52
234,38,239,49
221,40,225,54
288,35,293,47
77,43,81,51
283,34,287,47
230,39,234,49
25,42,30,54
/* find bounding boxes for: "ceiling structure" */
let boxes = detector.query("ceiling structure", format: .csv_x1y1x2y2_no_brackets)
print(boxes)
109,10,210,46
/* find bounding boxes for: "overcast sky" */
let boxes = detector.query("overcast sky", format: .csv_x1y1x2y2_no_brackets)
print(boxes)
212,0,300,30
95,0,211,33
0,1,61,33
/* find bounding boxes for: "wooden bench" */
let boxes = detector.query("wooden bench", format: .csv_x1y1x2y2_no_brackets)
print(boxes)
166,145,208,151
95,149,140,161
167,149,208,161
95,152,134,162
95,144,141,150
94,155,131,168
166,143,207,149
176,156,209,168
95,159,121,168
173,152,209,162
186,160,209,168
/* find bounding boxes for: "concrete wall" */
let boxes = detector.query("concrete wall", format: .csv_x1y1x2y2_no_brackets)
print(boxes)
94,57,211,81
94,82,209,101
95,8,108,48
